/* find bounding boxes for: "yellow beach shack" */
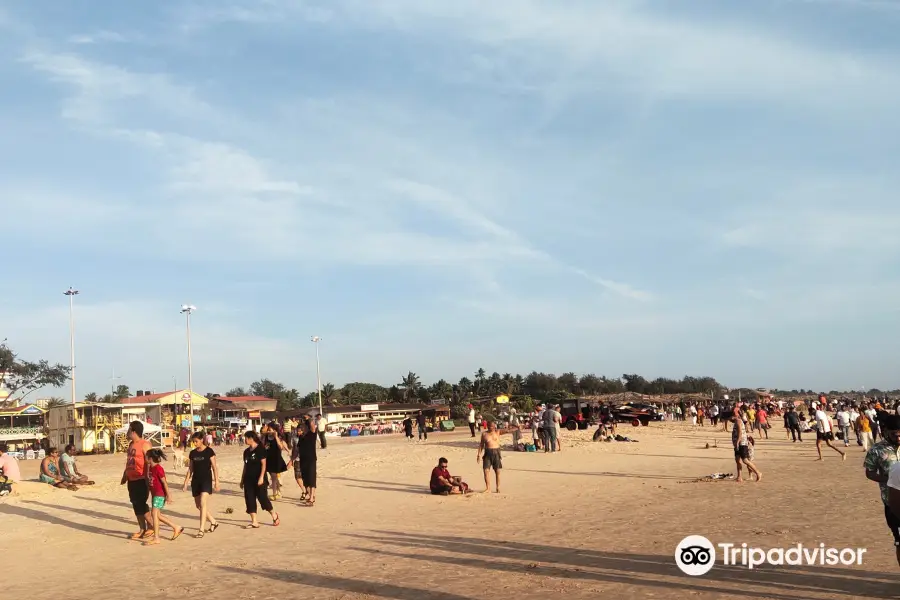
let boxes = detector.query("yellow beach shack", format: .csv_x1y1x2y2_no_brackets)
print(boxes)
121,390,208,446
0,403,46,451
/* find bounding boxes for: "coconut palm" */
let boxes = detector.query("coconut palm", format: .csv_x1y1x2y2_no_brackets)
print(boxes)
398,372,421,401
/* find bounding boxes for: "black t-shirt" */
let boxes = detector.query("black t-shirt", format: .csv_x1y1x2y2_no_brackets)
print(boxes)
189,446,215,484
243,444,268,485
416,414,426,428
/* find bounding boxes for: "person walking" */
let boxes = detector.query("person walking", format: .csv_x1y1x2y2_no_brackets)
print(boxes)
402,415,414,441
732,411,761,483
181,431,220,538
836,405,852,449
859,410,875,451
297,418,318,506
756,405,769,440
262,423,288,500
121,421,153,541
241,431,280,529
416,410,428,442
315,414,327,450
786,406,802,442
144,449,183,545
864,412,900,567
815,405,846,461
467,405,477,438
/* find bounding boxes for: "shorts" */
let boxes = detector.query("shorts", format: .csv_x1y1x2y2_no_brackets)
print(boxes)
817,431,834,441
294,461,304,480
152,496,166,509
127,478,151,516
886,505,900,546
191,478,213,497
431,484,453,495
482,448,502,471
734,445,750,460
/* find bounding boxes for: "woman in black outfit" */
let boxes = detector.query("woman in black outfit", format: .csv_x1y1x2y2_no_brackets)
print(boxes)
263,423,288,500
297,418,317,506
241,431,280,529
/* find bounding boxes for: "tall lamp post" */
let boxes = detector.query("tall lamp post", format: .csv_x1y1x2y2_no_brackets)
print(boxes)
311,336,323,418
64,287,79,404
181,305,196,428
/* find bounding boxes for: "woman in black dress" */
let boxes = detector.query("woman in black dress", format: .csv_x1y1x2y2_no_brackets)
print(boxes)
240,431,279,529
263,422,288,500
297,417,317,506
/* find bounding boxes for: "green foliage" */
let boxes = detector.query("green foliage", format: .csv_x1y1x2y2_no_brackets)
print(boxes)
0,342,70,404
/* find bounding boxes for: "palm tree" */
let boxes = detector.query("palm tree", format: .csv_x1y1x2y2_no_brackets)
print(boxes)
84,392,98,403
398,372,421,401
45,397,66,408
321,383,336,404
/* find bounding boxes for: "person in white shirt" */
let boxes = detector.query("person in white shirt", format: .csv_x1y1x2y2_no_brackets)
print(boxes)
849,406,861,447
815,407,846,461
467,406,477,438
689,404,698,426
836,406,852,448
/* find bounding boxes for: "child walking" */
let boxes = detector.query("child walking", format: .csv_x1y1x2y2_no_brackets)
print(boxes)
145,448,184,546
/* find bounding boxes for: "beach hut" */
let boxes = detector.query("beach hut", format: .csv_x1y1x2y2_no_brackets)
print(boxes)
0,403,46,450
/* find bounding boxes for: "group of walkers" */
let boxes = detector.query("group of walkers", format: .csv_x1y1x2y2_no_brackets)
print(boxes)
120,415,323,545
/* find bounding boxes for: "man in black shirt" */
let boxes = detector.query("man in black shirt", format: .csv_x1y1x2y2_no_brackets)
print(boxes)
786,407,802,442
416,411,428,441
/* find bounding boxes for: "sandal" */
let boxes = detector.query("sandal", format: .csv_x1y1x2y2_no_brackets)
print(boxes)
244,523,261,530
272,513,280,527
194,531,205,539
208,522,219,533
171,527,184,541
129,530,147,541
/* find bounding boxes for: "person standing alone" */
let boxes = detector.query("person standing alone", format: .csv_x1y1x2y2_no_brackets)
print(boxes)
467,405,476,438
121,421,153,541
416,411,428,442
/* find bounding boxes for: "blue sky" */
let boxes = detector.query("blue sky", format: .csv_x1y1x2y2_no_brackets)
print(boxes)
2,0,900,396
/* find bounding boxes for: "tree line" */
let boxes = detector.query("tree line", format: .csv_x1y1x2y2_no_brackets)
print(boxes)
2,342,897,412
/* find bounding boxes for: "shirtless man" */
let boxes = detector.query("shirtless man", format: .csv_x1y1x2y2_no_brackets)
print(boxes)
477,421,503,493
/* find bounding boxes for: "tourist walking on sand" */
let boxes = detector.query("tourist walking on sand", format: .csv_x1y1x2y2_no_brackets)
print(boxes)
467,404,477,438
836,405,852,448
145,448,183,545
815,404,846,461
263,422,289,500
786,406,802,442
732,412,761,483
477,421,503,493
859,409,875,451
290,417,318,506
865,412,900,567
416,410,428,441
756,405,769,440
241,431,280,529
402,414,414,440
181,431,220,538
121,421,153,540
315,414,327,449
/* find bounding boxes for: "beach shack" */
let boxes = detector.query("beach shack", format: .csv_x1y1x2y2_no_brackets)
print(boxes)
0,403,46,450
121,390,208,446
46,402,165,453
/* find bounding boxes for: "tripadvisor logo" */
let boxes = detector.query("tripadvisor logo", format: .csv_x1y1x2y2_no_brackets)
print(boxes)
675,535,867,576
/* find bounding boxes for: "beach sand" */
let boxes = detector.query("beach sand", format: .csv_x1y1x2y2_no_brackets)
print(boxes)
0,422,893,599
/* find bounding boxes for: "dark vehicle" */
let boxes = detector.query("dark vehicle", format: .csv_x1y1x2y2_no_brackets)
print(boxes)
611,403,663,426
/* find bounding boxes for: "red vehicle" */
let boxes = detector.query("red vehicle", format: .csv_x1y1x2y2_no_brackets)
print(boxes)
558,399,597,430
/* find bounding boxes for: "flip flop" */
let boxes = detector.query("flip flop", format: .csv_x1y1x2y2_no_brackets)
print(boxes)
129,531,146,541
243,524,261,530
272,513,280,526
194,531,205,539
171,527,184,541
141,530,155,539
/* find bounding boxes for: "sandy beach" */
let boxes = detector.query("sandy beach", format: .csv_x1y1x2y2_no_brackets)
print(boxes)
1,422,894,600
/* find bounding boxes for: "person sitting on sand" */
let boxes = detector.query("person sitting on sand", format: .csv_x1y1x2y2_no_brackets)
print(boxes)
430,457,468,495
59,445,94,485
40,448,78,490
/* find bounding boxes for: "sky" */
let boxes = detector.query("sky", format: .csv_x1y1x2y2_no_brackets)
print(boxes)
2,0,900,397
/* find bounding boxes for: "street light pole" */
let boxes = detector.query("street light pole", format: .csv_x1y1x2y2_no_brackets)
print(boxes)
64,287,79,404
311,336,323,418
181,305,196,428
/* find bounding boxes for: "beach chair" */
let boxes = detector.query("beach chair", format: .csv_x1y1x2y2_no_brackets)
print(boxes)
37,449,46,460
25,449,35,460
